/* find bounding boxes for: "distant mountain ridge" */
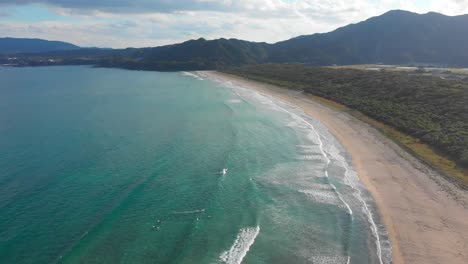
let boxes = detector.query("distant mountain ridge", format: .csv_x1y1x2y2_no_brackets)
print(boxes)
3,10,468,68
0,38,80,54
269,10,468,66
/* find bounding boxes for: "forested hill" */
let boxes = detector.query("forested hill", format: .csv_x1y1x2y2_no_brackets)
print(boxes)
156,10,468,67
0,38,80,54
269,10,468,66
121,10,468,67
223,64,468,181
4,10,468,69
99,38,270,71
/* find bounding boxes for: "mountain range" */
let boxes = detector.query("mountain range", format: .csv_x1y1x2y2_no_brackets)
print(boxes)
2,10,468,69
0,37,80,54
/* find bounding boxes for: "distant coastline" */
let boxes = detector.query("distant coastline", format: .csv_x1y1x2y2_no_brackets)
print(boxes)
207,71,468,264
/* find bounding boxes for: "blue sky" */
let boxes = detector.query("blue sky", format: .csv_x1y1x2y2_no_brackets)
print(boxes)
0,0,466,48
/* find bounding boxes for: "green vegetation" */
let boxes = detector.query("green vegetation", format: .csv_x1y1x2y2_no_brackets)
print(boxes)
5,10,468,69
97,38,268,71
224,64,468,185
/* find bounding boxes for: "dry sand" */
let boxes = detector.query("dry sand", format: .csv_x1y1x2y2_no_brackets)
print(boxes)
206,71,468,264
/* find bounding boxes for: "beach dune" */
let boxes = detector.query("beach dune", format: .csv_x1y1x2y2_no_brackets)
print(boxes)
207,71,468,264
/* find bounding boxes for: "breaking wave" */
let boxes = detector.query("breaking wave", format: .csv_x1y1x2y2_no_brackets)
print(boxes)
181,71,204,80
220,226,260,264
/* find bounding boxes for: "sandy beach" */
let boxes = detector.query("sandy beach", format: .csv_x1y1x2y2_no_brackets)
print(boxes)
206,71,468,264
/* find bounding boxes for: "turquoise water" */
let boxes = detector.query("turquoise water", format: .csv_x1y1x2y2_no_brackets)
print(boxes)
0,66,390,264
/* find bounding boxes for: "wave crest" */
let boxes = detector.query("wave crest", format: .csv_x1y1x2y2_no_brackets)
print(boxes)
220,226,260,264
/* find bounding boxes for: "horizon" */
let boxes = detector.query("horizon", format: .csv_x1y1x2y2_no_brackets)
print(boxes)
2,9,468,50
1,0,468,48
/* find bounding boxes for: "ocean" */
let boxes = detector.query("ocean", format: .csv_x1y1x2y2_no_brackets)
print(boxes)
0,66,390,264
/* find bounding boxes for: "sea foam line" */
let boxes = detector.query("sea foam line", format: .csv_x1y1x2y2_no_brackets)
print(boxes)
210,75,386,263
275,97,385,264
220,226,260,264
299,188,341,206
274,101,354,216
172,209,205,214
327,148,385,264
220,81,354,214
239,89,386,263
308,255,350,264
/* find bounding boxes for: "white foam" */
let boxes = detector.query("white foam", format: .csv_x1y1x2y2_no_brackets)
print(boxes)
299,150,324,156
307,255,349,264
221,85,354,215
258,92,386,262
296,154,326,161
225,99,243,104
330,183,353,215
326,147,385,264
172,209,205,214
235,89,390,262
296,144,318,149
307,183,336,191
273,100,354,216
181,71,204,80
220,226,260,264
207,74,388,264
299,189,341,206
286,121,299,127
286,120,309,129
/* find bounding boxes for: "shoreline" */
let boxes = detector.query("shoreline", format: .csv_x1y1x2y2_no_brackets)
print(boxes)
206,71,468,264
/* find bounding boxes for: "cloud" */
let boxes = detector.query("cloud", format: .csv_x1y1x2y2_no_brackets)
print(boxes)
2,0,467,16
430,0,468,15
0,19,165,48
0,7,333,48
0,0,289,14
0,1,467,48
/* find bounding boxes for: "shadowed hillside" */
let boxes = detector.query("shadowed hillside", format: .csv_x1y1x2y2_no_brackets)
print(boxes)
5,10,468,69
0,38,80,54
269,10,468,66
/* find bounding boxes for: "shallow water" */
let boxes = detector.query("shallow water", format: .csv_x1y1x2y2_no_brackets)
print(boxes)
0,66,390,264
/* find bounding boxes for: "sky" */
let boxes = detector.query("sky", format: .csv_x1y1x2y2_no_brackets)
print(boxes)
0,0,467,48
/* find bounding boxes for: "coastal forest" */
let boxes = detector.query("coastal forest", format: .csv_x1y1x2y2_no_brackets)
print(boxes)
223,64,468,171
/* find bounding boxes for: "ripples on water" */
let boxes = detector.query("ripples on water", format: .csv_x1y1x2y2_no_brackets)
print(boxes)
0,67,390,264
207,72,391,264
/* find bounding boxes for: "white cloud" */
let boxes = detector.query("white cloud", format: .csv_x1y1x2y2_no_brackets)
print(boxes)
0,1,466,48
430,0,468,15
0,0,289,14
